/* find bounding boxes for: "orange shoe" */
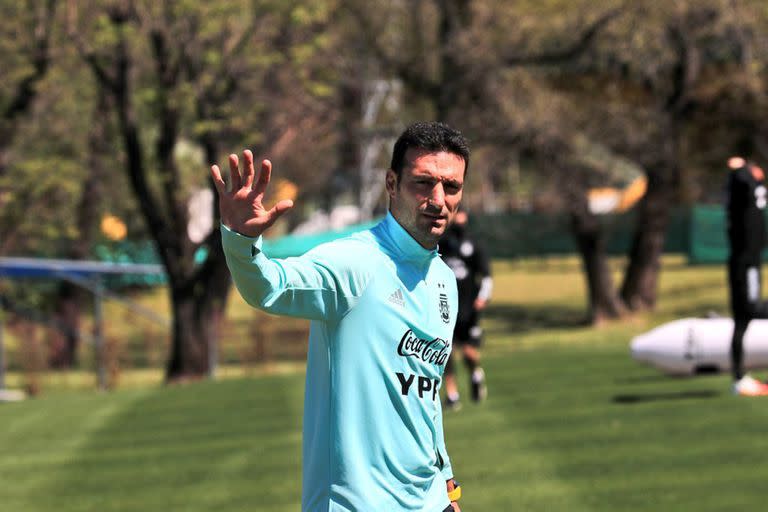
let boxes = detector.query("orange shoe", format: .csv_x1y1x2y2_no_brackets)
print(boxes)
733,375,768,396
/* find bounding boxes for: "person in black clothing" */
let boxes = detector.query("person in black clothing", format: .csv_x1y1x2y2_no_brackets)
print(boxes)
726,156,768,396
440,210,493,410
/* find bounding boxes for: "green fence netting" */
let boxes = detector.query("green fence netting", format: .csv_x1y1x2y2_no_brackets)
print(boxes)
261,218,382,258
94,205,747,284
469,208,690,259
687,205,729,264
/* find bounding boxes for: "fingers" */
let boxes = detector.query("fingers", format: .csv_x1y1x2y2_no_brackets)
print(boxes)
210,164,226,194
218,151,272,196
228,154,242,191
243,149,255,189
254,159,272,197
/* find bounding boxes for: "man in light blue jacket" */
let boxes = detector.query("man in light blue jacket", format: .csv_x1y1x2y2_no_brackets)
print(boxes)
211,122,469,511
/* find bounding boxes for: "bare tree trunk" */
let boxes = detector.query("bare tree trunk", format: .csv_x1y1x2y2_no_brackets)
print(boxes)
166,287,208,377
166,135,233,379
568,188,627,323
620,13,695,312
621,155,679,311
164,263,231,378
49,285,81,368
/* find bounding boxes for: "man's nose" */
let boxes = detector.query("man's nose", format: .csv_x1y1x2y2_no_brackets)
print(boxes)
429,183,445,207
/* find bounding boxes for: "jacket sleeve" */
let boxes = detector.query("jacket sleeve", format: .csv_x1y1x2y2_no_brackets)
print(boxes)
435,403,454,481
221,224,373,321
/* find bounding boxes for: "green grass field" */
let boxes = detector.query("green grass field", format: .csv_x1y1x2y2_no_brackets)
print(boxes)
2,257,767,511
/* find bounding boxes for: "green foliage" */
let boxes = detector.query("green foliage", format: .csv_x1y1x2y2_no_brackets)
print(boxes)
0,158,82,255
0,3,40,106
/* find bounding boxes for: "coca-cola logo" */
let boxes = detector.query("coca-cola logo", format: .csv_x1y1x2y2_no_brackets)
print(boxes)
397,329,451,367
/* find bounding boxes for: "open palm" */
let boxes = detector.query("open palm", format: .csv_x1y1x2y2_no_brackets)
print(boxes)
210,149,294,238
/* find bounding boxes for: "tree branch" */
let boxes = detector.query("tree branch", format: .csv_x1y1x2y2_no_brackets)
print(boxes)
664,20,700,115
2,0,56,122
67,0,119,92
104,19,181,272
343,1,440,98
504,7,624,67
149,24,186,249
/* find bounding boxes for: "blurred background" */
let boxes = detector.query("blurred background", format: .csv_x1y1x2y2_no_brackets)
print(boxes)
2,1,768,510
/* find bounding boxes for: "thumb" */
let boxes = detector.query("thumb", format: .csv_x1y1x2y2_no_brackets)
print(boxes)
263,199,294,229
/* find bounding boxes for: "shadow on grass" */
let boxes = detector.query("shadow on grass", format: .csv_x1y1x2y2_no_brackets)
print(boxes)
612,389,720,404
614,375,682,384
483,303,588,335
662,301,729,319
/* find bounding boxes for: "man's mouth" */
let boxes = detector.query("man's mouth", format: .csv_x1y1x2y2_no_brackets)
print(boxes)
421,211,445,221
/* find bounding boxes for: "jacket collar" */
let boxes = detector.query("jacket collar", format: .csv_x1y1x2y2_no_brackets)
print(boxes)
377,211,440,263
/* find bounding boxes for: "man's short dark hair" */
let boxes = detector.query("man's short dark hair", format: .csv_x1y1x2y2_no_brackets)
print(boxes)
390,121,470,180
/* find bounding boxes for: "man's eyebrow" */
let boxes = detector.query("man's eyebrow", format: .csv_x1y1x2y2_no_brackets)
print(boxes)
411,172,461,184
409,171,462,188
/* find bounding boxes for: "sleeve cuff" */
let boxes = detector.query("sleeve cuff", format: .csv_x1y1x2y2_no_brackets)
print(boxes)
220,223,264,260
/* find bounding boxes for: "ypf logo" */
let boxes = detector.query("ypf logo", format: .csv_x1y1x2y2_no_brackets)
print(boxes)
394,329,451,402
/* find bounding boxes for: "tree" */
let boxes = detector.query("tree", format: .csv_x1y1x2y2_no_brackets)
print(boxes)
69,0,336,380
547,1,768,317
345,0,626,321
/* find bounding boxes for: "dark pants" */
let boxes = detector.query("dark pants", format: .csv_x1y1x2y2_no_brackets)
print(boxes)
445,311,482,378
728,257,768,379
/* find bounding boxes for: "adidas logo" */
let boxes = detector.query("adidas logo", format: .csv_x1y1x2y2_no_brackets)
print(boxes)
388,288,405,307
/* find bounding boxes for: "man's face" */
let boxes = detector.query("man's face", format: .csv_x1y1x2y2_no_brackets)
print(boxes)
386,148,465,249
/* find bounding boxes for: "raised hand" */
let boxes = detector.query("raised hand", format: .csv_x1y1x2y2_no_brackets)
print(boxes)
210,149,294,238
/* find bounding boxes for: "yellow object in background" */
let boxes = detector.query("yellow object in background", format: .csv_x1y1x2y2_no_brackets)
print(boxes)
267,179,298,208
617,176,647,212
587,176,647,214
101,214,127,241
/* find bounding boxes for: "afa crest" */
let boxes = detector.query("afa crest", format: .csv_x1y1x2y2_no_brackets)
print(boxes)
439,292,450,324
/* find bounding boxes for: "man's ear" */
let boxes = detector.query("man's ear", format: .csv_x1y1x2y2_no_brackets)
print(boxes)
385,169,398,198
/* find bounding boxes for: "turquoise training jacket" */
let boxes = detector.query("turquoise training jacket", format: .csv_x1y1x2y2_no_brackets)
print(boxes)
222,212,457,512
